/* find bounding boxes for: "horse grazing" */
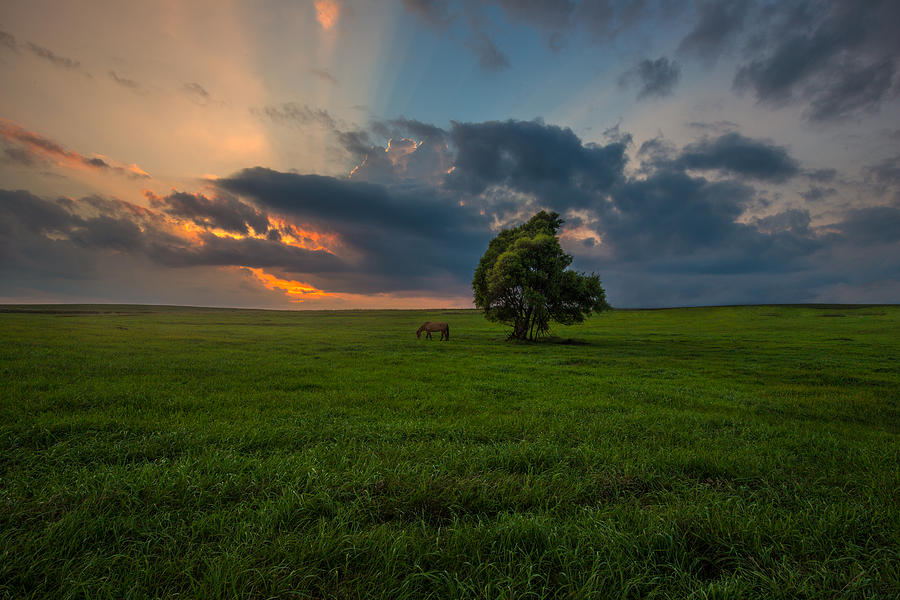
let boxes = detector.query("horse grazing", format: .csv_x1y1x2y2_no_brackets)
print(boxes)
416,321,450,341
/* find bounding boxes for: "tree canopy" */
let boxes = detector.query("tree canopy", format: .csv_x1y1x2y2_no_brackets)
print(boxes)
473,211,610,340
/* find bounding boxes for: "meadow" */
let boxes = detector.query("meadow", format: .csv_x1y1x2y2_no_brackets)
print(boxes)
0,304,898,599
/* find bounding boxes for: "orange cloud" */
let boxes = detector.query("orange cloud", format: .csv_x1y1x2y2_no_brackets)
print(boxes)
142,189,342,252
0,117,151,179
240,264,473,308
242,267,333,302
315,0,340,29
267,216,339,252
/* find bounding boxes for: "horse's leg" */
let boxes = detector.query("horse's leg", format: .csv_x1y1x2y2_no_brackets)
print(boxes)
426,331,432,340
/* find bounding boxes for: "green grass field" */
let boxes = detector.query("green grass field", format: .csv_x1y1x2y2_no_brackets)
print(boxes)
1,304,898,599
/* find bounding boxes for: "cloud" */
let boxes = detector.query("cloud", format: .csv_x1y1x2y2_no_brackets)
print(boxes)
800,186,837,202
144,189,269,236
349,137,419,184
732,0,900,121
2,116,897,308
376,117,448,143
619,56,681,100
314,0,341,30
686,120,739,133
866,155,900,189
805,168,837,182
468,31,510,71
0,30,17,52
310,67,338,85
183,82,209,100
0,189,353,308
399,0,657,68
181,82,223,107
400,0,665,56
253,102,338,130
676,132,801,182
833,205,900,245
677,0,749,60
217,167,492,292
109,70,141,91
445,119,627,201
0,118,151,179
344,119,453,185
0,187,344,285
25,42,81,70
258,112,456,186
597,169,763,263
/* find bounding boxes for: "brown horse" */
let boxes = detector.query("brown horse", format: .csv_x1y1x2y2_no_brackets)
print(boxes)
416,321,450,341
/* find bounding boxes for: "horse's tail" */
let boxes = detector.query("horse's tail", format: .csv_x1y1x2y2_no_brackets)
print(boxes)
445,324,450,340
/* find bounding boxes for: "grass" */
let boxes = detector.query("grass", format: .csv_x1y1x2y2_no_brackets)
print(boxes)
0,304,898,599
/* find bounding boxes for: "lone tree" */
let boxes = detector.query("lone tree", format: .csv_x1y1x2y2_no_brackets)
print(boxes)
473,210,611,340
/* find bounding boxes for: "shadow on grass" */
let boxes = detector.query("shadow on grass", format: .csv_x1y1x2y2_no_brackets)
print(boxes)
504,336,596,346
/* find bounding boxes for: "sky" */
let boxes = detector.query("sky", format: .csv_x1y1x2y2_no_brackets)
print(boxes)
1,0,899,309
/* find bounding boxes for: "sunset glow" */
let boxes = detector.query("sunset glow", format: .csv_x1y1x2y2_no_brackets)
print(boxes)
243,267,332,302
0,118,150,179
1,1,898,309
314,0,340,30
266,217,338,253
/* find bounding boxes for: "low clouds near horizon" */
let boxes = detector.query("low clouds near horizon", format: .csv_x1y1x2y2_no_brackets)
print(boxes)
4,116,899,307
1,0,898,308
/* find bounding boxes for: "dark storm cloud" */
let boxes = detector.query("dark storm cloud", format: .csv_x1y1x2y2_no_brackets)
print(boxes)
687,120,739,133
216,167,492,289
67,215,144,251
635,136,677,173
805,168,837,183
0,189,78,234
445,119,627,199
804,58,896,122
468,31,510,71
146,190,270,236
676,132,801,182
335,129,376,159
25,42,81,70
0,188,344,284
619,57,681,100
867,155,900,189
147,232,346,274
732,0,900,121
754,208,812,235
800,186,837,202
599,169,760,262
834,206,900,245
677,0,749,60
3,112,896,306
377,117,447,142
428,118,892,304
